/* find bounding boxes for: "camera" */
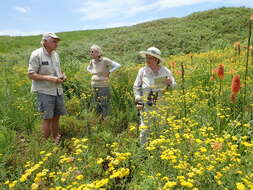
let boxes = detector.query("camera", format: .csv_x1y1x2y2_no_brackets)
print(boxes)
147,91,158,106
136,100,144,106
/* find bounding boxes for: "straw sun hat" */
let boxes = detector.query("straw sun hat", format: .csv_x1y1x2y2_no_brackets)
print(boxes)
139,47,164,62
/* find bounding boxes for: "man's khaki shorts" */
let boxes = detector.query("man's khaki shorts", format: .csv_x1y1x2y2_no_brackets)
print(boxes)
37,93,67,119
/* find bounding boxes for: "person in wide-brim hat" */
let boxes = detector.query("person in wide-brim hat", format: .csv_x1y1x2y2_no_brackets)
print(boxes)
133,46,176,147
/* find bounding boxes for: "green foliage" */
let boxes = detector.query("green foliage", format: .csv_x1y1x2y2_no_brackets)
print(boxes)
0,127,14,154
1,7,252,64
60,115,90,138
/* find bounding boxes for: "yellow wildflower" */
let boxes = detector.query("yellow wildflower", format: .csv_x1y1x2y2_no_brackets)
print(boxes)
94,178,109,188
97,158,104,164
31,183,39,190
75,174,84,180
163,181,177,189
236,183,246,190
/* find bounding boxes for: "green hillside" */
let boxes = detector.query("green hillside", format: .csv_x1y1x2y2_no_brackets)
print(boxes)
0,7,252,64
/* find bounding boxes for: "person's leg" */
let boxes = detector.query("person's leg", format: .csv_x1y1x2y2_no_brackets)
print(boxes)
51,115,60,140
140,129,148,146
99,87,110,117
139,113,148,146
52,94,67,142
38,93,55,140
41,119,52,139
139,105,149,147
93,87,102,115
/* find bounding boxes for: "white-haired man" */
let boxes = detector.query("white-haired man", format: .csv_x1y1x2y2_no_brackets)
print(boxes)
28,32,67,143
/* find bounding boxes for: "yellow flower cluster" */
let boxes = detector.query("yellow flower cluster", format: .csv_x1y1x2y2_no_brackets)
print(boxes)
109,168,130,179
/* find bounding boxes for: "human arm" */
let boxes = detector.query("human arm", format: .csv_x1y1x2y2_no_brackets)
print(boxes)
28,52,64,83
28,72,64,83
87,60,93,73
104,58,121,77
55,53,67,82
109,61,121,73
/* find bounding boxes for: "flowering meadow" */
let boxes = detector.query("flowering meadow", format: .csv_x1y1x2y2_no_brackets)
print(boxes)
1,42,253,190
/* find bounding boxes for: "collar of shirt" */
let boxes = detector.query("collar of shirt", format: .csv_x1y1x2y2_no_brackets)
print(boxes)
92,57,103,64
145,66,162,76
42,46,55,57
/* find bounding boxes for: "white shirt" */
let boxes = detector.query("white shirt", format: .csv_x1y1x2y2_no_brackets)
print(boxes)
133,65,176,101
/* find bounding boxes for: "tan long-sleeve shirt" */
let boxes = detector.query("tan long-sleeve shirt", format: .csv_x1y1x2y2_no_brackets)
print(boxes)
87,57,121,87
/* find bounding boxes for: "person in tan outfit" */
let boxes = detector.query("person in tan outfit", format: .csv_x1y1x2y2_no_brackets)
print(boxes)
87,44,121,118
28,32,67,143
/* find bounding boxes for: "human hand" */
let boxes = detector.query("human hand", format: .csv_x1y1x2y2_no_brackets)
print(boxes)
136,104,144,111
136,100,144,111
164,77,172,86
61,72,67,82
104,72,110,78
47,76,64,83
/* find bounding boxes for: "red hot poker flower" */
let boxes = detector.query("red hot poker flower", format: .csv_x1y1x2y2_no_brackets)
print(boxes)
216,64,224,80
231,75,240,95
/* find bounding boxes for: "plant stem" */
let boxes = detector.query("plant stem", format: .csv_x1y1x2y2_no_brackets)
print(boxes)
243,19,252,108
181,62,186,117
219,80,222,97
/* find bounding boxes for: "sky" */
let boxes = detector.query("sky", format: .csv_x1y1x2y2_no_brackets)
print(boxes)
0,0,253,36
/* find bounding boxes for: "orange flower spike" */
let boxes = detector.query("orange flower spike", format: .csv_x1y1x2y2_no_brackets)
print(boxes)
216,64,224,80
231,75,240,95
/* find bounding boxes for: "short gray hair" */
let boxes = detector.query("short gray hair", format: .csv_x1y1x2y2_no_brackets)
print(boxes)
90,44,102,56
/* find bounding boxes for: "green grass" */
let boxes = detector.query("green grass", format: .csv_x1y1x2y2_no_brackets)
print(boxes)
1,7,252,59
